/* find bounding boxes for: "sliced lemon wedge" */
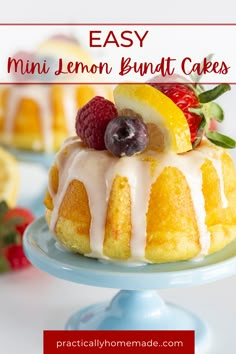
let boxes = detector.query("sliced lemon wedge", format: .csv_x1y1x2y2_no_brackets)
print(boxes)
113,84,192,153
0,147,19,207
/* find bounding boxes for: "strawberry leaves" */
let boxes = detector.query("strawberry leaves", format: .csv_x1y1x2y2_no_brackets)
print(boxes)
0,256,10,272
189,83,235,149
0,200,8,218
206,131,236,149
192,119,207,149
209,103,224,122
190,53,214,84
198,84,231,103
0,201,20,273
189,56,234,150
0,201,22,247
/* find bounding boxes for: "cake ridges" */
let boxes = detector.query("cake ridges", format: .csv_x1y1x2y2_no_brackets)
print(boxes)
47,136,229,262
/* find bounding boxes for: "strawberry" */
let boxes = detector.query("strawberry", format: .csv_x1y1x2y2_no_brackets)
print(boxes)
150,79,235,149
150,83,201,145
0,201,35,272
4,207,35,236
208,119,217,131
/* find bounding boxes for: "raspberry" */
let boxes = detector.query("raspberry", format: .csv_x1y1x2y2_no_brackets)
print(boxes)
75,96,118,150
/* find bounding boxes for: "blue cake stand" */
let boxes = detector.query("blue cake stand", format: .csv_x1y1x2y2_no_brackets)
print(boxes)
23,218,236,354
5,146,55,169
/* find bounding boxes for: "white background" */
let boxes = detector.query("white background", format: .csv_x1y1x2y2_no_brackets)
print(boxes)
0,1,236,354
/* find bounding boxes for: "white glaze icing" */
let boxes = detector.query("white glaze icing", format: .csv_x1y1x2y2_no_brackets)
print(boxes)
48,137,228,261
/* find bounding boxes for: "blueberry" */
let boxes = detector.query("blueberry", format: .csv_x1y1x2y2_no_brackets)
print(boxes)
104,116,148,157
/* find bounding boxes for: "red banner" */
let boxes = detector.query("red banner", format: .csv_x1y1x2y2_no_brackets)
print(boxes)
44,330,194,354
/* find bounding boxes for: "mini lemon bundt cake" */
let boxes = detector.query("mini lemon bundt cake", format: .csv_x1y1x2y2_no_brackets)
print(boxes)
44,81,236,263
0,35,111,152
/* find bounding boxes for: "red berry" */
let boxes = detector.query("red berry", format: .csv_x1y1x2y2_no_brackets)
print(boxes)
0,203,35,272
12,51,35,81
4,245,31,270
75,96,118,150
208,119,217,131
151,83,203,145
4,207,35,237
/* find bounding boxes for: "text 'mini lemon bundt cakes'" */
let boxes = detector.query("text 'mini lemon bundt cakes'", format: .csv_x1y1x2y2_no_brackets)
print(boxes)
44,80,236,264
0,35,111,153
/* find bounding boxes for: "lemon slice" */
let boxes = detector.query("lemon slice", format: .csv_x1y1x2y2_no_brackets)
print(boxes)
0,147,19,207
114,84,192,153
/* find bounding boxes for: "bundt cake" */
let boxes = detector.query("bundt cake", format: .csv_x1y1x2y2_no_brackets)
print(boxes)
44,82,236,263
0,35,111,152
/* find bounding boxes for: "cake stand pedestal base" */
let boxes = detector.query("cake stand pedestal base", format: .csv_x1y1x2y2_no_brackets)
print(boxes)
65,290,210,353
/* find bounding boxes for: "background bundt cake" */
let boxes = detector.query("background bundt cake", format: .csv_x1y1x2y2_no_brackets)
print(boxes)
0,35,111,152
44,82,236,263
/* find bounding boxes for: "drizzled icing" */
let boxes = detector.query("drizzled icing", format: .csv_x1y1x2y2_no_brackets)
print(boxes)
48,137,228,261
